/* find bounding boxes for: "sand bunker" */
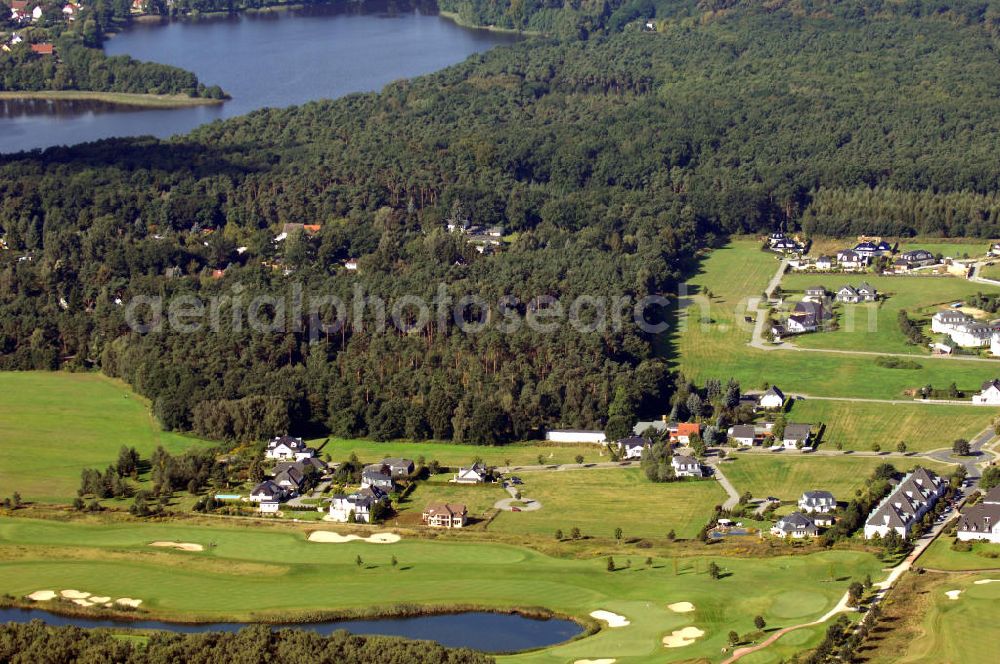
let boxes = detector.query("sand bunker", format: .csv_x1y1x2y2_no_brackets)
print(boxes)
667,602,695,613
26,590,56,601
662,626,705,648
60,590,91,600
90,596,111,603
589,610,630,628
974,579,1000,585
72,599,94,607
150,541,204,552
574,660,616,664
308,531,401,544
945,590,962,600
116,598,143,608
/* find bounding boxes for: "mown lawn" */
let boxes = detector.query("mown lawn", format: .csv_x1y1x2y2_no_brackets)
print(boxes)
394,476,505,526
786,399,992,452
668,241,1000,400
0,517,885,664
803,237,989,260
314,438,606,468
487,468,727,540
860,571,1000,664
720,455,951,503
917,535,1000,571
780,272,1000,355
0,372,212,503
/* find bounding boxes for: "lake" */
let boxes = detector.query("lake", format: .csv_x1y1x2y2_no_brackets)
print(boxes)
0,5,519,154
0,607,582,652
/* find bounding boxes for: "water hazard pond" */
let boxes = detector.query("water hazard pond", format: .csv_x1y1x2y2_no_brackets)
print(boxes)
0,607,583,653
0,5,519,154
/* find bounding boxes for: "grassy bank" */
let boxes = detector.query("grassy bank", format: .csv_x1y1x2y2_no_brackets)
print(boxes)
438,11,541,36
0,91,225,108
0,515,885,663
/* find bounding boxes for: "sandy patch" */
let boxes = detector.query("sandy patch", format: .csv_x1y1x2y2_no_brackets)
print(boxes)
26,590,56,601
150,541,204,552
116,598,143,608
60,590,91,599
667,602,695,613
90,596,111,603
945,590,962,600
72,599,94,607
663,626,705,648
590,610,630,628
574,660,616,664
307,531,401,544
973,579,1000,585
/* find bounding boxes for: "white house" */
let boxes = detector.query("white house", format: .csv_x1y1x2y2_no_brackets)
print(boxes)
249,480,284,503
452,464,489,484
799,490,836,514
266,436,315,461
617,435,650,460
759,386,785,410
728,424,756,447
259,500,280,514
836,249,866,270
864,468,947,539
779,423,812,449
328,487,387,523
815,255,834,270
671,455,702,477
991,333,1000,357
950,322,995,348
932,310,971,334
955,501,1000,543
972,379,1000,405
771,512,818,538
545,429,606,444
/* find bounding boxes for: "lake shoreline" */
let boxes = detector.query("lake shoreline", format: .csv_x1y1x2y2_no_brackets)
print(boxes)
0,91,225,109
437,10,542,36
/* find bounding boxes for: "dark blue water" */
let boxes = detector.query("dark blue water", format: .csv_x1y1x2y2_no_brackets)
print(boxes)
0,6,519,154
0,607,581,652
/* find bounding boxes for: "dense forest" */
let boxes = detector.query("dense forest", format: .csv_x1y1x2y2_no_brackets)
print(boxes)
0,1,224,96
4,3,1000,442
0,621,494,664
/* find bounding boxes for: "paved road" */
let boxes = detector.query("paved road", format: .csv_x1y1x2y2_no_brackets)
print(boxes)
969,261,1000,286
704,455,741,510
284,480,331,508
789,392,992,407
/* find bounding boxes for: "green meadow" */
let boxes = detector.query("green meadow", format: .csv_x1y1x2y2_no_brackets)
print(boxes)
315,438,605,469
0,372,212,503
486,468,728,540
720,455,952,503
780,272,1000,355
0,517,885,664
917,535,1000,571
785,399,992,452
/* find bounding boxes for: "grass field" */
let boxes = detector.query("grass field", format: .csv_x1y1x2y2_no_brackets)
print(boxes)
785,400,992,452
0,516,886,663
486,468,728,540
314,438,606,469
917,534,1000,571
720,455,952,503
780,272,1000,355
0,372,212,503
860,570,1000,664
395,476,505,526
803,237,989,260
979,262,1000,281
667,240,1000,400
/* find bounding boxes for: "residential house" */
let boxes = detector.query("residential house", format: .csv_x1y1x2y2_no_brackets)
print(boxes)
836,283,877,303
328,487,388,523
803,286,827,302
453,463,489,484
266,436,315,461
249,480,285,503
259,500,280,514
836,249,866,270
771,512,819,538
670,422,701,445
990,243,1000,257
343,258,358,271
985,486,1000,504
274,457,329,475
768,232,787,245
856,283,878,301
991,333,1000,357
728,424,757,447
671,455,702,477
864,468,947,539
759,386,785,410
780,423,812,449
972,379,1000,405
853,241,884,259
815,255,834,270
784,313,818,335
361,464,395,491
31,5,42,20
955,501,1000,543
617,435,651,460
632,420,668,436
799,490,836,514
422,503,468,528
931,310,971,334
771,238,803,253
950,321,996,348
545,429,607,444
377,458,415,479
895,249,937,271
273,466,305,494
30,43,53,55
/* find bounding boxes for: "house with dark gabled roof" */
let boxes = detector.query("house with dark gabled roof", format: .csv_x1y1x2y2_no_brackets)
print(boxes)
728,424,757,447
855,282,877,301
266,435,315,461
864,468,946,538
759,386,785,410
836,249,867,270
361,464,395,491
972,379,1000,405
328,486,388,523
617,435,651,459
378,458,415,478
779,423,812,449
771,512,818,538
249,480,285,503
798,490,836,514
955,502,1000,543
671,455,702,477
984,486,1000,505
273,466,305,493
816,255,834,270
